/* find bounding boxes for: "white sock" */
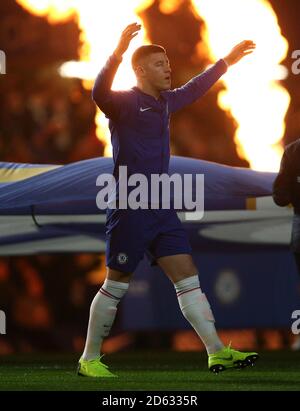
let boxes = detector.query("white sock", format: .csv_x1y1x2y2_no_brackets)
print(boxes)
174,275,224,355
82,279,129,360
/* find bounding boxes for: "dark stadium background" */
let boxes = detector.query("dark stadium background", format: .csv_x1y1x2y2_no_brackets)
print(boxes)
0,0,300,355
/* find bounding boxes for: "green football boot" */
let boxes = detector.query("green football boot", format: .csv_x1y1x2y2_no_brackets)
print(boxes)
208,343,259,374
77,356,117,378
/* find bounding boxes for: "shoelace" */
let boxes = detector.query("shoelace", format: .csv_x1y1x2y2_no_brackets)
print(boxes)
225,341,240,354
85,356,109,369
99,354,109,369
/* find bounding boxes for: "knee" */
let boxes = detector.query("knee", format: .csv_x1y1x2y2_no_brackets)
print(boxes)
183,261,198,277
168,263,198,284
179,257,198,275
106,267,132,283
172,271,198,283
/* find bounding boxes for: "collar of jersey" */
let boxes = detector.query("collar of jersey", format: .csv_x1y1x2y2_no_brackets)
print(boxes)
132,86,167,104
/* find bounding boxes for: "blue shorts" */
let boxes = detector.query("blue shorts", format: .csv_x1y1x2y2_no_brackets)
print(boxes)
105,208,192,273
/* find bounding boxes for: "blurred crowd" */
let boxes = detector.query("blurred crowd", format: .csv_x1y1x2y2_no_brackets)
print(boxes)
0,72,110,353
1,0,300,353
0,254,110,353
0,76,103,165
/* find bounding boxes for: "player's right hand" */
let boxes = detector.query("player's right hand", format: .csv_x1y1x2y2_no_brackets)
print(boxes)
114,23,141,59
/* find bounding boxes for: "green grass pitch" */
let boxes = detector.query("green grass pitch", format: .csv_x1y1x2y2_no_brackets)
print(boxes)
0,351,300,391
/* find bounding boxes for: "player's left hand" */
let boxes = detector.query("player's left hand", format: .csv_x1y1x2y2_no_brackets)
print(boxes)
223,40,256,66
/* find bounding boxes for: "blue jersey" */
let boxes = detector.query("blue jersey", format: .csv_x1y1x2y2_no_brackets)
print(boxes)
92,53,227,183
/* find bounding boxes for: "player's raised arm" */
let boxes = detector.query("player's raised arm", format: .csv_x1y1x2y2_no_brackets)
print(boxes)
113,22,141,60
92,23,141,118
165,39,256,113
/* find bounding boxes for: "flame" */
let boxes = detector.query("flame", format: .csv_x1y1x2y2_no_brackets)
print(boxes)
158,0,184,14
191,0,290,171
16,0,154,156
16,0,77,23
17,0,289,169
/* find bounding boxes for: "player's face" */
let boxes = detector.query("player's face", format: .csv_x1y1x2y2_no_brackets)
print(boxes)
141,52,172,90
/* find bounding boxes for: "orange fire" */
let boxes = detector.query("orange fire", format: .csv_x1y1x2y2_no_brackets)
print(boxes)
191,0,290,171
17,0,289,170
16,0,154,156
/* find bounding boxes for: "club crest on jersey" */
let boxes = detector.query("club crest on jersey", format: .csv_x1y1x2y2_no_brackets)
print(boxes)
117,253,128,264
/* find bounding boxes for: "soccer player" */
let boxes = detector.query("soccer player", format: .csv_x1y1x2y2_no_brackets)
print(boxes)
78,23,258,376
273,138,300,350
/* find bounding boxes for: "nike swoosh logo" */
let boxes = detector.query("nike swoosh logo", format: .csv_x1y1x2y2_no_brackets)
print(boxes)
218,355,233,361
140,107,152,112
